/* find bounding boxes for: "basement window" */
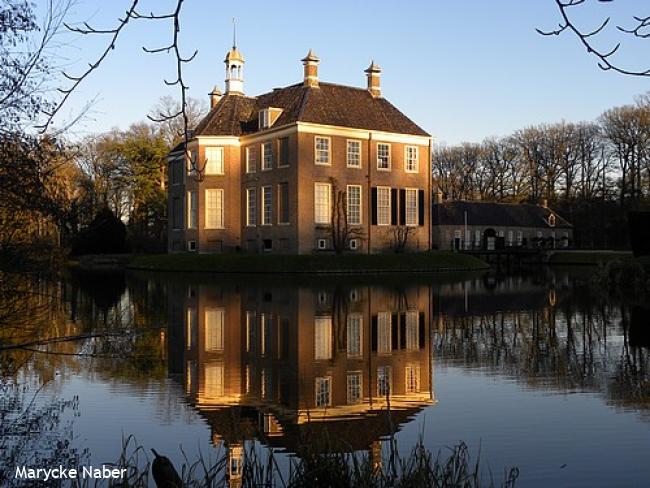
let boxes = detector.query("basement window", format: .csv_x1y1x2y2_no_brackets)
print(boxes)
317,238,328,250
187,240,197,252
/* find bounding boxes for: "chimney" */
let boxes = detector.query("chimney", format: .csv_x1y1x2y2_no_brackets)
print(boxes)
301,49,320,88
365,60,382,97
209,86,222,108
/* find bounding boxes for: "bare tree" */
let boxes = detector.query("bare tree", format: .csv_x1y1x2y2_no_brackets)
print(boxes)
539,0,650,77
149,96,208,147
329,178,363,254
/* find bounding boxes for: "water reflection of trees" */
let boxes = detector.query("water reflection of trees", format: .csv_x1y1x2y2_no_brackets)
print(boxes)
434,282,649,417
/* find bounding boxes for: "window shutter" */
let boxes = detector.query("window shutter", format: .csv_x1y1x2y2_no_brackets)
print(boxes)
371,315,378,351
399,189,406,225
418,190,425,226
391,313,398,351
371,187,378,225
419,312,425,349
399,313,406,350
391,189,398,225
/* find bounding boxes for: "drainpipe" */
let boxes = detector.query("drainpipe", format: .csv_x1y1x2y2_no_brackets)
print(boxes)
367,133,372,254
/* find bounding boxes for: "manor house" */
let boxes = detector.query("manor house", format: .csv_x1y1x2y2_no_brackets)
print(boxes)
167,45,432,254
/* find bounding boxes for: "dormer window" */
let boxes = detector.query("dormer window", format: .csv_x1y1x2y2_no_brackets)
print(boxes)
259,107,283,131
259,109,270,130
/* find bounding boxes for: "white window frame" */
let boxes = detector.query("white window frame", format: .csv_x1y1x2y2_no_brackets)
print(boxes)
405,364,420,394
377,143,391,171
347,314,363,358
205,308,224,352
204,189,224,229
314,182,332,224
262,141,273,171
187,191,198,229
346,139,362,168
204,147,224,175
377,312,391,355
347,185,362,225
347,371,362,405
315,136,331,165
404,146,419,173
259,109,270,130
405,188,418,226
314,316,332,360
405,311,419,351
516,230,523,246
315,376,331,407
246,188,256,226
377,365,392,397
246,146,256,173
377,186,391,226
261,186,272,226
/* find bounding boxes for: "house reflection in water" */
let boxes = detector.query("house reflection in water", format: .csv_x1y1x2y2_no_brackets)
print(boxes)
167,282,436,485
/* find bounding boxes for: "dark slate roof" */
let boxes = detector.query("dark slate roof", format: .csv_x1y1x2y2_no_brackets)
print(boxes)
193,82,429,137
432,201,572,229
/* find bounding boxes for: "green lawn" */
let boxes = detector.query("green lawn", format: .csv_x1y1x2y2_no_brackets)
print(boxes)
128,251,488,274
547,250,633,265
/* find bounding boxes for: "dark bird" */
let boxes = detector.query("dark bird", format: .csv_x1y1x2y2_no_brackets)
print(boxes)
151,448,183,488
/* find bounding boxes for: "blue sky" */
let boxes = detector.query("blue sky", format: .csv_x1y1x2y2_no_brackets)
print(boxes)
46,0,650,144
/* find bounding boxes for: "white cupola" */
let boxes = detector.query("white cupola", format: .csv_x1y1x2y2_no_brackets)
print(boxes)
224,46,245,95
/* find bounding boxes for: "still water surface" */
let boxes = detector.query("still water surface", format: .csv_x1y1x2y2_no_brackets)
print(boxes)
2,268,649,486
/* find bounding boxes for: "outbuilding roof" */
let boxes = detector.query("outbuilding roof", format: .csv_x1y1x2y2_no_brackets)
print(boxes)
432,201,572,229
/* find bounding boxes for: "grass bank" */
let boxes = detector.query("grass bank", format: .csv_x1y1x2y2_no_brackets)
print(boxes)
547,250,634,266
128,251,488,274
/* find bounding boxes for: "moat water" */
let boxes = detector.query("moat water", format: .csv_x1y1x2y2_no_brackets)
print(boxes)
1,267,648,486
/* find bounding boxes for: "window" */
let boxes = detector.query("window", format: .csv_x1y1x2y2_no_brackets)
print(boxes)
347,314,362,358
172,197,182,229
186,307,197,350
315,377,331,407
377,312,391,354
405,311,419,350
262,141,273,170
475,229,481,247
405,146,419,173
205,189,224,229
347,185,362,225
507,230,514,246
314,316,332,360
246,146,256,173
315,136,331,165
278,137,289,167
349,238,359,250
548,214,556,227
377,366,392,397
405,364,420,393
317,238,328,250
245,311,255,352
405,188,418,226
278,182,289,224
347,140,361,168
187,240,196,251
187,191,198,229
204,362,224,397
260,313,269,356
205,309,224,352
516,231,523,245
377,187,391,226
314,182,331,224
246,188,256,226
259,109,270,130
205,147,224,175
170,159,182,185
262,186,272,225
263,239,272,251
377,143,391,170
347,372,362,404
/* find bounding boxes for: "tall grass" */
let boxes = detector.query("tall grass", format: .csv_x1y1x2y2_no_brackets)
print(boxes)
82,434,518,488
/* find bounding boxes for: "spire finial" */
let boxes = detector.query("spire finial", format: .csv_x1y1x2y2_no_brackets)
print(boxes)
232,17,237,49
